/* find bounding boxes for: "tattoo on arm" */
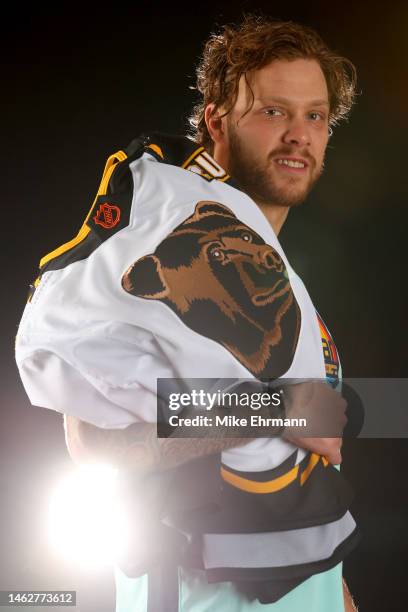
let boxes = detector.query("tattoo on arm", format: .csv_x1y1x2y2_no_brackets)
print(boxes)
77,416,252,471
70,391,284,471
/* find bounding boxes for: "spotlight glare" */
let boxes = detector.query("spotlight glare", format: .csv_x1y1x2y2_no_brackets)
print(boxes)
48,464,129,569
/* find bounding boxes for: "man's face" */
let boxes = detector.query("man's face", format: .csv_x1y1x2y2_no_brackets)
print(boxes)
224,58,330,208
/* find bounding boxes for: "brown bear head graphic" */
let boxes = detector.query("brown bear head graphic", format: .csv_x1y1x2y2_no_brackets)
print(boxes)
122,201,301,379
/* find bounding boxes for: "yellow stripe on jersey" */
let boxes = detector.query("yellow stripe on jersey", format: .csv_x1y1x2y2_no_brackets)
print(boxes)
221,464,299,494
27,274,42,303
39,150,128,269
300,453,321,486
182,146,205,169
221,452,328,494
147,144,164,159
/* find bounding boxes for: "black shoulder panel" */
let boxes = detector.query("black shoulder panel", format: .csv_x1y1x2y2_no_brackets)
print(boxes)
125,131,204,168
30,132,234,301
142,132,201,166
139,132,235,187
38,145,146,277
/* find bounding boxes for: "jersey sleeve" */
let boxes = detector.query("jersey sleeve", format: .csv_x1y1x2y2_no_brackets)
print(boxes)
15,139,161,429
16,320,161,429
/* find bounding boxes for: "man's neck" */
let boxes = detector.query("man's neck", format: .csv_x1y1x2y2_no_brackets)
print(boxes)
252,201,289,236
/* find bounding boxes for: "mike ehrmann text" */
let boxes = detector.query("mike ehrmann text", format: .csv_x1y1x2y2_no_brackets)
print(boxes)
167,415,307,428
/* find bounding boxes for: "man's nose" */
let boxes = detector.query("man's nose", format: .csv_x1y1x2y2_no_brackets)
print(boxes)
282,118,310,147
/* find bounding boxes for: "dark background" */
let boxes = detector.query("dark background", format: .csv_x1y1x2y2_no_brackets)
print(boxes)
2,1,407,611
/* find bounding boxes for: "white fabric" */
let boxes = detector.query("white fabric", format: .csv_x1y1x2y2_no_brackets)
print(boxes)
202,511,355,569
16,151,326,470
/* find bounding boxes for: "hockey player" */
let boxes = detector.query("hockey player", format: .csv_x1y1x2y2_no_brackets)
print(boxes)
16,16,359,612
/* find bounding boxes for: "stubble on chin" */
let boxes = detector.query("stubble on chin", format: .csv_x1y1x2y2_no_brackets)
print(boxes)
227,126,323,209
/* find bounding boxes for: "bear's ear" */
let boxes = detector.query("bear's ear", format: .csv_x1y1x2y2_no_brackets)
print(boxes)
122,255,169,299
191,201,236,222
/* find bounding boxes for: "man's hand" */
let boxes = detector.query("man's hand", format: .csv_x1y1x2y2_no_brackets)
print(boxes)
281,381,347,465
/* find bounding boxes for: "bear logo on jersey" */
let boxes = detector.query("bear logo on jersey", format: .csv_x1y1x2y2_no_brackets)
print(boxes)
122,201,301,379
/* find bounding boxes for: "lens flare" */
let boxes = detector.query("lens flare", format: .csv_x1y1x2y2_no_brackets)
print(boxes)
48,464,129,569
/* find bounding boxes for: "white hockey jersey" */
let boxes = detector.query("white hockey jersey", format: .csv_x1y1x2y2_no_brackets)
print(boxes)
16,133,335,467
15,133,358,601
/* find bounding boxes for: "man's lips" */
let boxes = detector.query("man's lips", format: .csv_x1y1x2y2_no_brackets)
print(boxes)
273,156,310,173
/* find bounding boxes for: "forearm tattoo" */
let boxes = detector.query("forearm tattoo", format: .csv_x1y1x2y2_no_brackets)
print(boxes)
72,390,286,471
79,417,251,471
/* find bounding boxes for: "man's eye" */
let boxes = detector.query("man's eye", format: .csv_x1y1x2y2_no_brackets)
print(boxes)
264,108,283,117
308,112,325,121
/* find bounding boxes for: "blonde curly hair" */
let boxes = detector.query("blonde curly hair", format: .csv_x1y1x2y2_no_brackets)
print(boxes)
188,15,357,151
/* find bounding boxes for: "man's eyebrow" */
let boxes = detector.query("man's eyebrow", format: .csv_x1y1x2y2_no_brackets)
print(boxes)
258,96,329,107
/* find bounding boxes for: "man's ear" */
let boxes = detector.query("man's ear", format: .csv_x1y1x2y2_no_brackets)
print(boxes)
122,255,169,299
204,104,226,146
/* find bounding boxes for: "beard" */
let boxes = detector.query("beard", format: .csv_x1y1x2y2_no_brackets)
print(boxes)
227,119,324,208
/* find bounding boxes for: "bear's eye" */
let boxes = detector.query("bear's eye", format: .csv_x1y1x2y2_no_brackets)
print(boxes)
241,231,253,242
208,245,225,261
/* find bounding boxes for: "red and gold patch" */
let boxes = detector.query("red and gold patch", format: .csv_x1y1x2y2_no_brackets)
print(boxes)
93,203,121,229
